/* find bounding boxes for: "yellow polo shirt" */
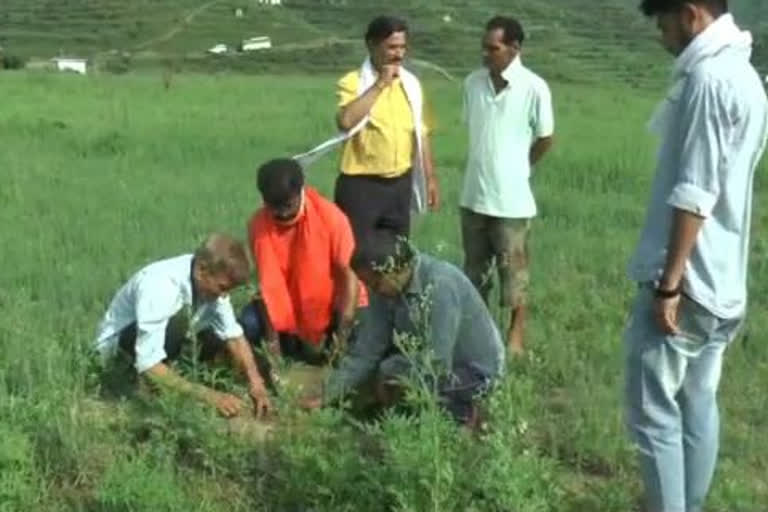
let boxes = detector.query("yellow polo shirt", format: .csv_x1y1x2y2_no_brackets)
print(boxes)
336,70,432,177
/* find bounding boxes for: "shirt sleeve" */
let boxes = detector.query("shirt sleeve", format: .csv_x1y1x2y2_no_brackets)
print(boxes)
532,80,555,138
337,72,359,108
324,294,392,402
133,277,179,373
208,295,245,341
330,207,355,270
666,74,727,218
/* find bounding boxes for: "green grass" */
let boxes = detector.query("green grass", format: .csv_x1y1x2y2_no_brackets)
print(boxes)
1,70,767,511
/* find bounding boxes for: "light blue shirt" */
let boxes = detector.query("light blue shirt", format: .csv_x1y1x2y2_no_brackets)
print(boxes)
461,57,554,218
628,25,768,319
94,254,244,372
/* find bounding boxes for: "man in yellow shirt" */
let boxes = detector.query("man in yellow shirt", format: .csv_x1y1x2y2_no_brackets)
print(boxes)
334,16,440,246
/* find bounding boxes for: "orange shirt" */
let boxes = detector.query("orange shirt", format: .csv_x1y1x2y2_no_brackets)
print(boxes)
261,199,366,309
249,188,366,342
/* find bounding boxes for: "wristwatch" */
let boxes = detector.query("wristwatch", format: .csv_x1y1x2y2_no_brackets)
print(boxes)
654,283,682,299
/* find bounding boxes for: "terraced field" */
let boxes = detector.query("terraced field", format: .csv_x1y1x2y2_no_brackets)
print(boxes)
0,1,759,85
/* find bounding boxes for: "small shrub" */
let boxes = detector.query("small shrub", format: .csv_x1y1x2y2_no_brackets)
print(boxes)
1,54,26,70
103,55,131,75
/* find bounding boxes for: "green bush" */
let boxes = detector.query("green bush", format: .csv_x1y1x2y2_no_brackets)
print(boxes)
1,54,26,70
103,55,131,74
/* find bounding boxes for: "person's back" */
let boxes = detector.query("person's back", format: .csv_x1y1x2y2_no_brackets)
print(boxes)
414,254,505,380
320,238,504,427
692,42,768,310
96,256,174,343
95,254,224,364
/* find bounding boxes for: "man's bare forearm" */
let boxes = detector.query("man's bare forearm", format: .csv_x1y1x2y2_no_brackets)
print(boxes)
660,208,705,290
225,337,267,390
337,84,383,131
337,267,360,328
144,362,214,403
421,135,436,180
529,136,554,166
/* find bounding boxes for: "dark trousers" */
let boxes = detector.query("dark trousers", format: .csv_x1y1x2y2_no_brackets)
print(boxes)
117,312,226,365
378,354,492,425
239,300,337,366
438,364,493,425
334,170,412,247
239,300,351,392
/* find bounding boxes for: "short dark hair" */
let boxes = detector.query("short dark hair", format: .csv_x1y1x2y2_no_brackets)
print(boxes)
486,16,525,45
351,233,415,274
639,0,728,16
256,158,304,207
365,15,408,46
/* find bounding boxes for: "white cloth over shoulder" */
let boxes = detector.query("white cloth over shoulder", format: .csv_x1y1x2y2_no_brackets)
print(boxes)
648,14,753,138
292,58,428,213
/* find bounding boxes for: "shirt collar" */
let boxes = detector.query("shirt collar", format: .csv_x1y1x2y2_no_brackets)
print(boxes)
673,14,750,79
500,55,523,82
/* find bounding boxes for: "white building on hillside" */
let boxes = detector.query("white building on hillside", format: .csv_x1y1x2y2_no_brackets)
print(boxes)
208,43,229,54
256,0,281,5
52,57,87,74
242,36,272,51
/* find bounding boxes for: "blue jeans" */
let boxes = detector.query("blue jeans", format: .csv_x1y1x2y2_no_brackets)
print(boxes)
624,286,742,512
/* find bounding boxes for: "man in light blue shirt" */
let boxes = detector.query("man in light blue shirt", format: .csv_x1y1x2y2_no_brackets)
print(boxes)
95,233,272,418
625,2,768,511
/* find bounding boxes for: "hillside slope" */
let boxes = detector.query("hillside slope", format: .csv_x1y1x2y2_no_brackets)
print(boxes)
0,0,765,85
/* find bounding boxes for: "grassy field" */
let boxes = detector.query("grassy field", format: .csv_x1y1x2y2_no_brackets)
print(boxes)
1,70,768,512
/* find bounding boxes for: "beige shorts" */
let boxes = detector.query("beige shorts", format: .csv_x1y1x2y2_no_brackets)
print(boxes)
460,208,530,308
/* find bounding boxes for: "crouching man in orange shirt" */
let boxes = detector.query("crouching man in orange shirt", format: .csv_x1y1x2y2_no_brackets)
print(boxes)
240,158,367,374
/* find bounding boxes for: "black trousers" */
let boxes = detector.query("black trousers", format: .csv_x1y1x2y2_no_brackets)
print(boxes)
334,170,412,247
239,299,336,367
118,311,226,365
